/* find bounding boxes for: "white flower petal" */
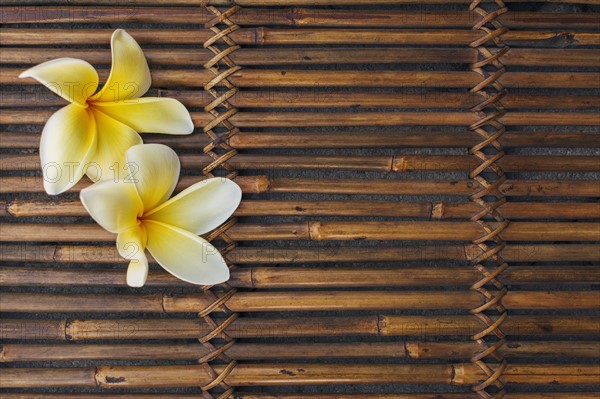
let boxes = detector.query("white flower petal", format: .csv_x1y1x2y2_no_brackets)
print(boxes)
92,97,194,135
145,178,241,235
125,144,180,213
117,225,149,287
19,58,99,106
80,179,142,234
91,29,151,103
144,220,230,285
89,109,143,182
40,104,96,195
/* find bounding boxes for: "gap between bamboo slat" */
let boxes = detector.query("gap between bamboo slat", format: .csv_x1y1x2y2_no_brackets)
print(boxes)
4,198,599,220
1,363,598,388
1,28,598,46
3,7,598,29
3,176,599,197
2,341,598,362
1,222,598,242
2,244,596,264
1,291,597,313
3,153,600,173
2,48,597,67
3,131,599,150
2,315,597,340
1,266,597,288
5,69,600,90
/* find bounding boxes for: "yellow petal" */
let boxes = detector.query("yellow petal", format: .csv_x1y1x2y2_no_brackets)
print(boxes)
91,29,150,103
19,58,99,107
144,220,230,285
80,179,142,234
117,225,149,287
92,98,194,135
125,144,180,212
40,104,96,195
89,109,143,182
145,178,241,235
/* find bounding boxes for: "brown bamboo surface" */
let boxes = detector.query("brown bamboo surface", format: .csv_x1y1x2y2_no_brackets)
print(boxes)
3,198,599,219
4,131,600,149
3,7,599,29
3,153,600,172
2,316,598,340
1,363,599,388
5,68,600,89
2,221,599,242
2,48,598,67
1,266,598,287
1,244,598,264
2,341,598,362
1,1,599,398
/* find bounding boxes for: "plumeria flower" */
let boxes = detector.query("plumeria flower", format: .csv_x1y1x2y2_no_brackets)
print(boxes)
80,144,241,287
19,29,194,195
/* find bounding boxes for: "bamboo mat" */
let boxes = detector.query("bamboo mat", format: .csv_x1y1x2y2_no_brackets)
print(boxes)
1,0,599,398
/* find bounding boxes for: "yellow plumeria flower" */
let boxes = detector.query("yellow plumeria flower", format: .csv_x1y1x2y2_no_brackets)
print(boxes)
80,144,241,287
19,29,194,195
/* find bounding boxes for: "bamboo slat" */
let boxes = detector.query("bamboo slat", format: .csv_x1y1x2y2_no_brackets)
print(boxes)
3,7,598,29
1,363,598,388
5,90,600,110
4,198,599,220
2,291,598,313
2,28,599,46
3,340,598,362
4,131,599,150
2,221,598,242
6,68,600,90
4,176,599,197
1,266,597,288
2,243,597,264
2,48,598,67
3,153,600,173
2,315,597,340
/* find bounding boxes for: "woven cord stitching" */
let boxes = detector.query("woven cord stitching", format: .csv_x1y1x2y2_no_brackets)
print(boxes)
468,1,510,398
198,5,242,399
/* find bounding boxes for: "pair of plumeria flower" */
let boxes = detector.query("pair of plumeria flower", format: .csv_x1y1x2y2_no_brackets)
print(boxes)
21,30,241,287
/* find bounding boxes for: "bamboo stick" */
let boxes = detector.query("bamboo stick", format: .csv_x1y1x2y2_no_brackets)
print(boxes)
3,131,599,150
1,265,597,288
2,110,600,128
1,363,598,388
2,243,597,265
4,198,599,220
6,68,600,90
3,340,598,362
2,221,598,242
2,291,598,313
2,28,598,47
5,89,599,110
4,153,600,173
3,7,598,29
2,47,598,67
2,315,597,340
4,175,599,197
